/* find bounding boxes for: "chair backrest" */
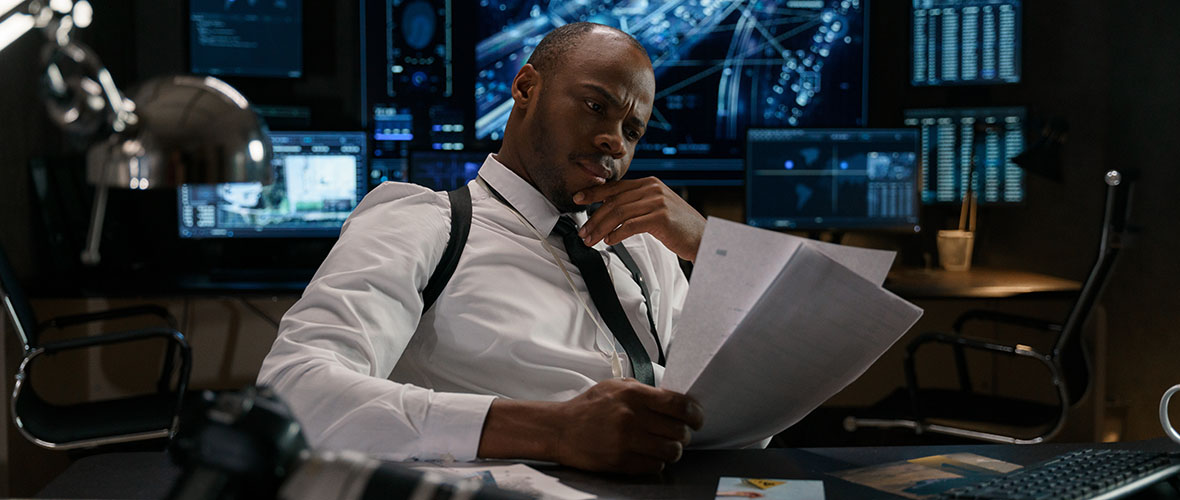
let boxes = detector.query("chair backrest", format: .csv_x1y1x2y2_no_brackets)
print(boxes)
0,244,38,352
1054,172,1133,405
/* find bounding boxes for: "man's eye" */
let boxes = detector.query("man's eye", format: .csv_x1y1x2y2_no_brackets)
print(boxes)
585,100,603,113
626,130,641,142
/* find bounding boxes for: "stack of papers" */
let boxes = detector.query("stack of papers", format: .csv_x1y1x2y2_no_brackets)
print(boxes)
662,218,924,448
411,462,594,500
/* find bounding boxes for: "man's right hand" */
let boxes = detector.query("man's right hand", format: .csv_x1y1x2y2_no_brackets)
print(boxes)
477,378,705,474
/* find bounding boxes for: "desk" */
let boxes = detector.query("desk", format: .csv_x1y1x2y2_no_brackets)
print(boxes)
39,440,1180,499
885,267,1082,300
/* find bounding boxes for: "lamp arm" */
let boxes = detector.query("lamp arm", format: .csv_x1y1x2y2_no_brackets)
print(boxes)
80,179,107,265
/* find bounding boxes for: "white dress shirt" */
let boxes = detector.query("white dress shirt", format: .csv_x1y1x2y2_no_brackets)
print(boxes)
257,154,689,461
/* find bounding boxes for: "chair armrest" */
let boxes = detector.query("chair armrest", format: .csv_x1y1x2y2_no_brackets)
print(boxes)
37,305,178,332
907,331,1048,361
952,309,1062,334
28,327,192,397
38,326,187,354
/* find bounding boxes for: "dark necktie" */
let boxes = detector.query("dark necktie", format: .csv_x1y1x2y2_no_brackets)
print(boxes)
553,216,655,385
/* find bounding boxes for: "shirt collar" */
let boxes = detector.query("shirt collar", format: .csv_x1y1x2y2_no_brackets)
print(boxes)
478,154,586,235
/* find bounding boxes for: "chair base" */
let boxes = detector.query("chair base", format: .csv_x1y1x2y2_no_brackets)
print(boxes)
844,388,1064,444
14,391,180,450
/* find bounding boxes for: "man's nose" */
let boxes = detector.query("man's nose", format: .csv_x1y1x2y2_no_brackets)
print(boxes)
595,127,626,159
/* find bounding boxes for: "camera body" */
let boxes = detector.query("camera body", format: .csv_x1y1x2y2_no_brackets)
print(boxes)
168,386,532,500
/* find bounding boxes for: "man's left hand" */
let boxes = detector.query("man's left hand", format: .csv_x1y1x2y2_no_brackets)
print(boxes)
573,177,706,262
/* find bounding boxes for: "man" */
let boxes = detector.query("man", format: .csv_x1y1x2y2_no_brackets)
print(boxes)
258,22,709,474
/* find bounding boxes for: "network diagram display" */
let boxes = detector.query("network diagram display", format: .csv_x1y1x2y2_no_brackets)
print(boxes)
409,151,487,191
189,0,303,78
474,0,867,158
911,0,1021,86
178,132,368,238
903,107,1025,204
746,129,921,232
378,0,453,98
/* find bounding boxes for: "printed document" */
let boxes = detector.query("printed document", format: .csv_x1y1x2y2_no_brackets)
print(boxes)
662,217,924,448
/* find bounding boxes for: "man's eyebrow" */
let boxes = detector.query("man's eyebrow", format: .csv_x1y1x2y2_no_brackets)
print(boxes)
582,83,622,107
582,83,647,132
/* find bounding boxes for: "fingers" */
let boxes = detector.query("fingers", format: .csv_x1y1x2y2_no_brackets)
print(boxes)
626,429,686,464
637,409,694,444
553,379,704,474
570,176,706,262
643,389,705,430
584,202,666,247
578,183,665,242
609,380,705,431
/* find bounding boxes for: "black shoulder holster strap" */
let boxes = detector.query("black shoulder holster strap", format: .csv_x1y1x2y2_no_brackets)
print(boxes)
418,183,665,365
421,185,471,313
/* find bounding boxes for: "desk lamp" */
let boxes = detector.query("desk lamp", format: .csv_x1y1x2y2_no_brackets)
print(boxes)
1012,116,1068,182
1,0,273,264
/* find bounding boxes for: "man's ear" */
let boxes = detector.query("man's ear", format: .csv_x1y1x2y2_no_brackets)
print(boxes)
511,64,540,110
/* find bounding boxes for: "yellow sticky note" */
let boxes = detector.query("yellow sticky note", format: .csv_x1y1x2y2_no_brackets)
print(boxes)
742,478,786,490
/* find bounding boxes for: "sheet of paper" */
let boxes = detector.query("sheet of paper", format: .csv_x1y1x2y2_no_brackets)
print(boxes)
410,462,595,500
679,242,923,448
715,477,825,499
662,217,898,394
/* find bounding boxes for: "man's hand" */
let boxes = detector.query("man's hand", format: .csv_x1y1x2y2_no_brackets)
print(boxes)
572,177,707,262
550,378,704,473
477,378,705,474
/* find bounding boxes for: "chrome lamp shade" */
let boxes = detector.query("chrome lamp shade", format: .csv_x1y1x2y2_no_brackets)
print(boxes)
86,75,273,190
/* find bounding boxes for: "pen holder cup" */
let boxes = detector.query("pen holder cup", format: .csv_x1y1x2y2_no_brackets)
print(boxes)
937,230,975,272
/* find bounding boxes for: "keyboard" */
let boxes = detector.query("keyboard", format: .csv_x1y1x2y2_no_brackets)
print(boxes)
938,449,1180,500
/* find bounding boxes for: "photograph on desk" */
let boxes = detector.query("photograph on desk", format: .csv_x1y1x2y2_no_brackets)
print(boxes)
831,453,1021,499
715,477,825,499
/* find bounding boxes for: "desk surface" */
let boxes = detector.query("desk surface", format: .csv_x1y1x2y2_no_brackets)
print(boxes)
39,440,1180,500
884,267,1082,299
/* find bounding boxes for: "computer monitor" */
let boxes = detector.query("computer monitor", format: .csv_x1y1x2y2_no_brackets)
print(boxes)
903,107,1026,204
474,1,868,158
178,131,368,238
408,151,488,191
911,0,1021,86
188,0,303,78
746,129,921,232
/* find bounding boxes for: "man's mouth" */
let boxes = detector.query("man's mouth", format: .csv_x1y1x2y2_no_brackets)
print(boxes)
573,157,613,184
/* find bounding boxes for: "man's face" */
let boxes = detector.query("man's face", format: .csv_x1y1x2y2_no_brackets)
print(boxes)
519,31,655,213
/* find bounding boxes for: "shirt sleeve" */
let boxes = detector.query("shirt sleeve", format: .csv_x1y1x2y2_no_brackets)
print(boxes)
257,183,496,461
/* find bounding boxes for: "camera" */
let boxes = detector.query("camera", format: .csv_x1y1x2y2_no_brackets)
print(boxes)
168,386,533,500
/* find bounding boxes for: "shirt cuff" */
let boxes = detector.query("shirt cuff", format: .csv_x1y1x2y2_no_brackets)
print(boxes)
420,392,497,461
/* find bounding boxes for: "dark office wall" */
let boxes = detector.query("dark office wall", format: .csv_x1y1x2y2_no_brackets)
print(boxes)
1098,2,1180,440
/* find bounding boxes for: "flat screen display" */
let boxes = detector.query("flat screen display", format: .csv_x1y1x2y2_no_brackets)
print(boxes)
408,150,487,191
189,0,303,78
178,131,367,238
474,0,868,159
911,0,1021,86
903,107,1026,204
746,128,921,232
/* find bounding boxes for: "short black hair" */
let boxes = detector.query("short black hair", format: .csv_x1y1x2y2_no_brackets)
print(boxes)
526,22,649,74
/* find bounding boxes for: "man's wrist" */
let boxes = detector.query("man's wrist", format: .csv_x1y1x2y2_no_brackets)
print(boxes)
476,398,562,463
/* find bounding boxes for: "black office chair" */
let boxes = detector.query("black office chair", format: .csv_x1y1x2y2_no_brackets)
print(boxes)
846,170,1133,444
0,245,192,450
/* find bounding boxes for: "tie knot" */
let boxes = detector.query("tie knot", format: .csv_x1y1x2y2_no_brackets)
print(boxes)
552,216,580,238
